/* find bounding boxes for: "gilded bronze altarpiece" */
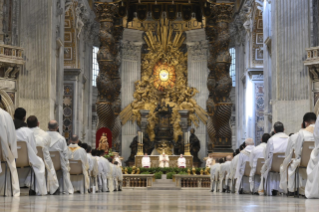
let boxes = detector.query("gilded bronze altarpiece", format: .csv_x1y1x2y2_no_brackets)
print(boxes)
94,1,234,155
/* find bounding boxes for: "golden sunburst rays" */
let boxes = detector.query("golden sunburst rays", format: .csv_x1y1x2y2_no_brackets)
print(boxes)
144,19,186,53
153,61,176,91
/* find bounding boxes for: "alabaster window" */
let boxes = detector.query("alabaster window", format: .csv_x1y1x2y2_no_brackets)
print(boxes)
229,47,236,87
92,46,99,86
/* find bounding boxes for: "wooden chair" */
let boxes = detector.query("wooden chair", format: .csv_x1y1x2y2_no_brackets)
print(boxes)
265,152,285,195
295,141,314,197
50,151,64,193
0,141,13,196
16,141,35,194
69,159,85,193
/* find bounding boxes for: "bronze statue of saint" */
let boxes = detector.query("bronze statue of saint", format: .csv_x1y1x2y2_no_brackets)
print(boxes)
98,133,109,152
190,128,201,163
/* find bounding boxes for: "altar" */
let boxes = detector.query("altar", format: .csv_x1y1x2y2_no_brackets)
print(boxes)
135,155,193,168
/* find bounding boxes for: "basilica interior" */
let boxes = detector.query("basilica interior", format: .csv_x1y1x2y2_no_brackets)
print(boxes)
1,0,319,211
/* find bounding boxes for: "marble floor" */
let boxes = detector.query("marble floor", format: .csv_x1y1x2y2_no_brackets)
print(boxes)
0,190,318,212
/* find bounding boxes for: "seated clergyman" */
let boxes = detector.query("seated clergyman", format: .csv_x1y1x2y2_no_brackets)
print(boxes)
159,152,169,168
142,153,151,168
210,160,221,192
0,98,20,197
235,138,255,194
27,115,59,195
283,113,316,196
258,122,289,196
68,135,90,194
178,154,186,168
219,156,232,192
47,120,74,194
249,133,270,193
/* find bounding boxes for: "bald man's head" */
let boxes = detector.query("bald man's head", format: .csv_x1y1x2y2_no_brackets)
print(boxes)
48,120,58,131
245,138,254,146
70,134,79,144
226,155,232,161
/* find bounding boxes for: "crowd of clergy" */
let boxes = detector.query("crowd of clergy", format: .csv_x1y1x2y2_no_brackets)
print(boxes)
0,100,123,197
209,112,319,199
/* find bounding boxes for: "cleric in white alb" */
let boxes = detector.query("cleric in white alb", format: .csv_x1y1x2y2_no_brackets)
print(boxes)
0,105,20,197
177,154,186,168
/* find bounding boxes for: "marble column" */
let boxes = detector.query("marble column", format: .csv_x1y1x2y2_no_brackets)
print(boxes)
186,28,208,162
120,28,143,161
270,0,311,133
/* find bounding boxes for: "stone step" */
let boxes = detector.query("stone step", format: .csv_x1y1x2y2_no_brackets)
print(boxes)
149,177,180,190
147,187,181,190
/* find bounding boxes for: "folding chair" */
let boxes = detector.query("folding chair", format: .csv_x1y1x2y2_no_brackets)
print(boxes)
16,141,36,195
265,153,285,195
69,159,85,193
50,151,64,193
239,161,251,194
294,141,314,197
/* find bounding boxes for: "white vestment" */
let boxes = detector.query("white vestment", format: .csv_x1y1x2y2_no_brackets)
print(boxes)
16,127,47,195
111,164,118,191
229,154,239,191
106,158,115,192
116,166,123,190
177,157,186,168
159,154,169,168
258,132,289,195
47,131,74,194
87,153,94,173
94,156,103,192
206,158,214,168
0,108,20,196
142,156,151,167
98,156,110,192
218,161,231,191
279,133,298,192
286,126,314,194
249,142,267,192
210,163,220,191
306,117,319,198
235,145,254,193
31,127,59,194
68,144,89,194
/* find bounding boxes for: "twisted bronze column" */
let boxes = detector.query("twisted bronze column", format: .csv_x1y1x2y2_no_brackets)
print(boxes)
206,3,234,152
94,3,123,151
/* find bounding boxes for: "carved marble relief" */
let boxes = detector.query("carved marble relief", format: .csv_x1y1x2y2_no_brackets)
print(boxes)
255,83,264,144
63,84,74,143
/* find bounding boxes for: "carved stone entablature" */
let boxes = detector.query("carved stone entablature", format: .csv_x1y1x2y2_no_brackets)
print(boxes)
121,41,142,61
248,68,263,81
304,46,319,81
